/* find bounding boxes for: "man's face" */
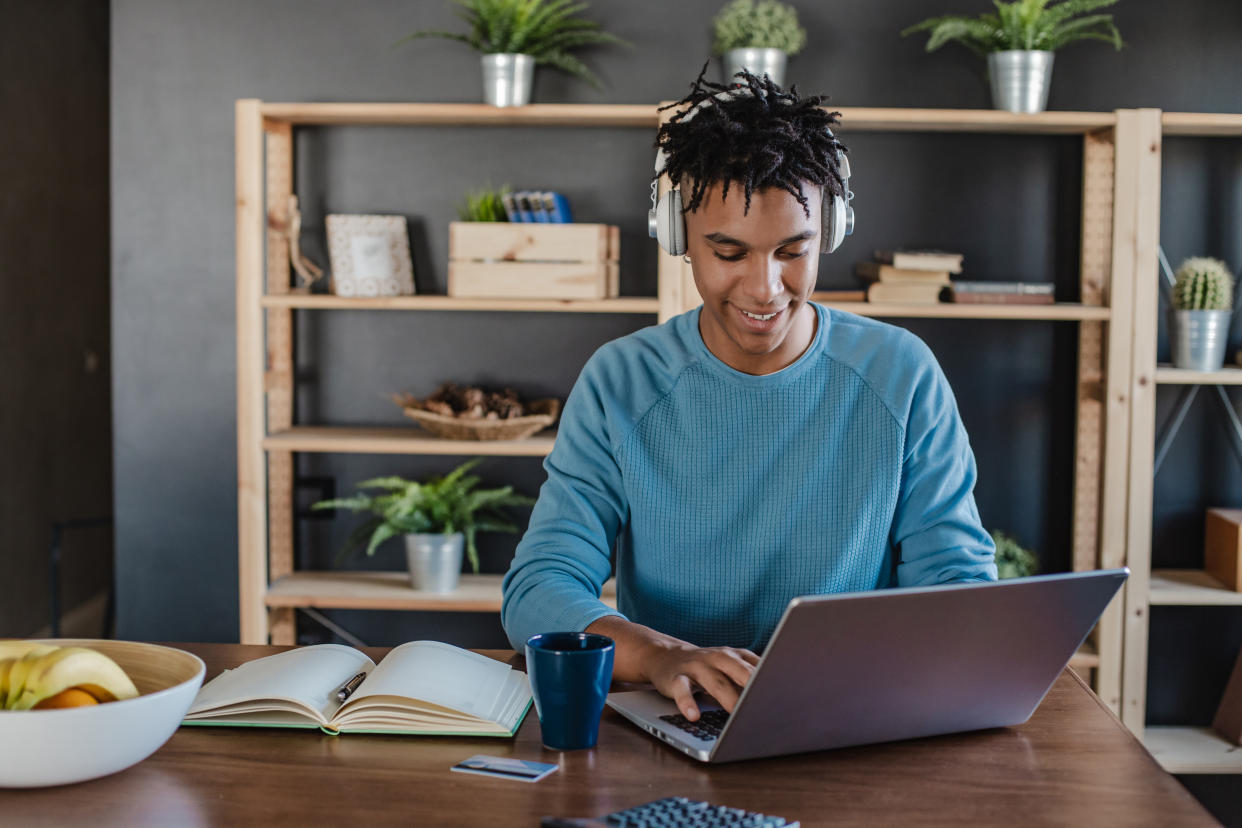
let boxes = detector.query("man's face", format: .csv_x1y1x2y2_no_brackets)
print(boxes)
685,182,821,375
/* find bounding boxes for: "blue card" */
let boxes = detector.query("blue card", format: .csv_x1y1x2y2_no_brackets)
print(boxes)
451,754,559,783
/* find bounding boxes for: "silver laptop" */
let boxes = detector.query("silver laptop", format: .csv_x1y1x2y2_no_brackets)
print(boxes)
606,568,1128,763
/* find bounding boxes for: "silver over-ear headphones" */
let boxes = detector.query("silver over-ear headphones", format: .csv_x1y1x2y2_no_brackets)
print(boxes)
647,88,854,258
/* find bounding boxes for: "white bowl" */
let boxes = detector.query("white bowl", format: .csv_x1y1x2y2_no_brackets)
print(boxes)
0,639,205,787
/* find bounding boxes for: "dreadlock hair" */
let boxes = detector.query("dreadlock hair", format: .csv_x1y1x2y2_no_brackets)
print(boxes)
655,64,847,220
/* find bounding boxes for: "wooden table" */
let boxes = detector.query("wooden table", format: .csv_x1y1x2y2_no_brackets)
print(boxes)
0,644,1215,827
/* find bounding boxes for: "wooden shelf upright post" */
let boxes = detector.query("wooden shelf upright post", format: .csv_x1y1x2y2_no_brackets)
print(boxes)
236,99,268,644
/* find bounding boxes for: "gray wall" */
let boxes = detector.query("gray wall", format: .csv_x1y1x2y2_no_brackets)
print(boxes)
1,0,111,637
113,0,1242,731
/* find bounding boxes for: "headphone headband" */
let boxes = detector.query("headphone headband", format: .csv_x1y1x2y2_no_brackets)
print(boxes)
648,87,854,257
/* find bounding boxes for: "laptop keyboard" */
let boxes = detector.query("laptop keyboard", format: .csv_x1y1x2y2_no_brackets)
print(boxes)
659,709,730,741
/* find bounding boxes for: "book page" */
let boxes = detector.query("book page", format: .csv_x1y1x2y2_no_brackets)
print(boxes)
185,644,375,725
339,641,515,723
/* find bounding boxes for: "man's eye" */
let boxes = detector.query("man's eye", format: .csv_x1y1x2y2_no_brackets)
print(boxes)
713,251,745,262
779,249,809,259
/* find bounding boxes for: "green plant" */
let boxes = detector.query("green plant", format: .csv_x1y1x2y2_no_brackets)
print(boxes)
458,183,511,222
990,530,1040,579
1173,256,1235,311
711,0,807,55
312,459,534,572
398,0,629,90
901,0,1123,57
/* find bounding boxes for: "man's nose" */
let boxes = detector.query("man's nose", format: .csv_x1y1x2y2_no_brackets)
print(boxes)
741,255,782,304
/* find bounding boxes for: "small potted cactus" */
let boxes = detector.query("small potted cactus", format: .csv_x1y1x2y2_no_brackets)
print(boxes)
1170,256,1236,371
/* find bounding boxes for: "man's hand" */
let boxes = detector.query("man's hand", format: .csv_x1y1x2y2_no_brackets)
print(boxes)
585,616,759,721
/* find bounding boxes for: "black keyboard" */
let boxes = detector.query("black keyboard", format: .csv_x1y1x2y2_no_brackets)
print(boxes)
659,709,730,740
541,796,798,828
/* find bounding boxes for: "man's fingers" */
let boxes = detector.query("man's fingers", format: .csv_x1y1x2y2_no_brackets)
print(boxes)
666,675,700,721
735,648,761,667
706,649,757,690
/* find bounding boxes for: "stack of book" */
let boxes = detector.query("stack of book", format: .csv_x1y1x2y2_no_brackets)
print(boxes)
501,190,572,223
947,281,1056,304
857,249,962,304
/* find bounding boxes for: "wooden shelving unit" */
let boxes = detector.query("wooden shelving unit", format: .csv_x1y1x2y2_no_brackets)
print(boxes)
814,298,1111,321
260,295,661,313
237,102,1134,706
263,427,556,457
1120,110,1242,773
265,572,617,612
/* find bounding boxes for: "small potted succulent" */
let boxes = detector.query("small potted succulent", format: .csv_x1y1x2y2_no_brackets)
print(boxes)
990,530,1040,579
313,459,533,593
901,0,1123,113
1170,257,1235,371
711,0,806,87
399,0,629,107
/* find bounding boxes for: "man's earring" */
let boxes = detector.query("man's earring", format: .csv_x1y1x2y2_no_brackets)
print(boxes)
682,254,691,264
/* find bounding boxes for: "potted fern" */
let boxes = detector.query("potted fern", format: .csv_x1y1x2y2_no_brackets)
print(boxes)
990,530,1040,579
313,459,534,593
399,0,628,107
901,0,1123,113
711,0,806,87
1170,257,1236,371
458,183,511,222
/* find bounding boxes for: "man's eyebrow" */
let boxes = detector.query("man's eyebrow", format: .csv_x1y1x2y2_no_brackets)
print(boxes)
704,231,816,246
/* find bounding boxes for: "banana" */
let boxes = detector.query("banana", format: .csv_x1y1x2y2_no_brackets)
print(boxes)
4,646,62,709
0,640,58,661
10,647,139,710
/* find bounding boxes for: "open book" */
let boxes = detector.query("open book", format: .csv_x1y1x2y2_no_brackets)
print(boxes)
182,641,531,737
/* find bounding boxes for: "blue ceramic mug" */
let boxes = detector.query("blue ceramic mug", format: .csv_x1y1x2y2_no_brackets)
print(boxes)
525,632,615,750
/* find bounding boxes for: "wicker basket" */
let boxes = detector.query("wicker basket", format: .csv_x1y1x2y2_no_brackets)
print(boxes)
397,397,561,441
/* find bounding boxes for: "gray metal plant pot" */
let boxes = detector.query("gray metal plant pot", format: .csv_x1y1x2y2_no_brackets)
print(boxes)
481,53,534,107
404,532,465,593
987,50,1054,113
724,48,787,87
1170,309,1233,371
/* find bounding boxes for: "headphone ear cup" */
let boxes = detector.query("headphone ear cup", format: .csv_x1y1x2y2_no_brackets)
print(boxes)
821,192,847,254
656,189,687,257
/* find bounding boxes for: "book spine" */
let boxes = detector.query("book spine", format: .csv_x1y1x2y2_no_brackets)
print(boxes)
500,193,520,223
542,191,572,223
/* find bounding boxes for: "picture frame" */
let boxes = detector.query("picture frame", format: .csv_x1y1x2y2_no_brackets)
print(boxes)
324,214,415,297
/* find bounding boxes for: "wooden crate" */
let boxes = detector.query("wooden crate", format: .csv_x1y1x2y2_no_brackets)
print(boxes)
447,222,619,300
1205,508,1242,591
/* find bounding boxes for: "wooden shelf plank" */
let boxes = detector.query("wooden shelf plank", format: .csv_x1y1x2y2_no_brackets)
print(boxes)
1144,726,1242,774
266,571,617,612
264,572,1098,671
1149,569,1242,606
264,426,555,456
257,102,1114,134
816,298,1111,321
260,102,658,127
1162,112,1242,137
1155,365,1242,385
835,107,1115,134
261,295,660,314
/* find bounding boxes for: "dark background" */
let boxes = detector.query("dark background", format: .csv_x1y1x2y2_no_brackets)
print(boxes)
0,0,1217,819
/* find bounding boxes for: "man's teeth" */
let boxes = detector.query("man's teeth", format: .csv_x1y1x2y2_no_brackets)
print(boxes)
742,309,779,321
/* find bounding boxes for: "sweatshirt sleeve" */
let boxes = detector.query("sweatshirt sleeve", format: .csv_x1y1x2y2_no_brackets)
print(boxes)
891,342,997,586
501,351,629,649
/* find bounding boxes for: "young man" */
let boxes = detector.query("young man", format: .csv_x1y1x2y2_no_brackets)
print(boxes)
502,70,996,721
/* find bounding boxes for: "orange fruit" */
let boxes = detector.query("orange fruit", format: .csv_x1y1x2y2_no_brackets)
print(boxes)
32,687,100,709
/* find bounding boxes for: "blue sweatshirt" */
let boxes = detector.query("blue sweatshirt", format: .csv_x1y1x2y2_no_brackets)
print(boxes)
501,303,996,652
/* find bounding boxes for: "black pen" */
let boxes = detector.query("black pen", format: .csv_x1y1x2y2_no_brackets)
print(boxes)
335,671,367,702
